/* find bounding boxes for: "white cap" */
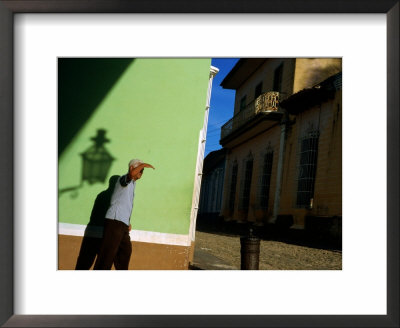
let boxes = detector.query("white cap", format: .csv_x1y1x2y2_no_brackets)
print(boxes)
128,159,144,169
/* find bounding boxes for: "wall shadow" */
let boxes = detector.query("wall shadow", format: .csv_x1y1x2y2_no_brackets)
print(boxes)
75,175,120,270
58,58,134,157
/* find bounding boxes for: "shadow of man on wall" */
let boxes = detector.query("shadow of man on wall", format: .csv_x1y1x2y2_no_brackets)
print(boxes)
75,175,120,270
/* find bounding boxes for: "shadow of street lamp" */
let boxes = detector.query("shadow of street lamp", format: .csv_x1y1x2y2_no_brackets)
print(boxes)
59,129,115,198
81,129,115,184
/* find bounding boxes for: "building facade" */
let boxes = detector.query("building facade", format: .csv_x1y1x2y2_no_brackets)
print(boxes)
58,58,218,269
219,58,342,239
198,148,226,217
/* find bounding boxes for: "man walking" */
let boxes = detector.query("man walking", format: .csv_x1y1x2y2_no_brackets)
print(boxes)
94,159,155,270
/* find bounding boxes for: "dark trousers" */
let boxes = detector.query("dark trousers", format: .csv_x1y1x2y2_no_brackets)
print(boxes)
94,219,132,270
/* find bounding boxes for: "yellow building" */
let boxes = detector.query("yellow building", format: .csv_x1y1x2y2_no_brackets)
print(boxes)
219,58,342,241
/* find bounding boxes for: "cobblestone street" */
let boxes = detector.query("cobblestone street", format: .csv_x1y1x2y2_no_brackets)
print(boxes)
193,229,342,270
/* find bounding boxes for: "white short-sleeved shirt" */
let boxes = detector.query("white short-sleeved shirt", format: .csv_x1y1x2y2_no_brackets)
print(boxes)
105,175,136,226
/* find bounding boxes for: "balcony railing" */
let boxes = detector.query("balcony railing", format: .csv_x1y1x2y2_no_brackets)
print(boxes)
221,91,280,140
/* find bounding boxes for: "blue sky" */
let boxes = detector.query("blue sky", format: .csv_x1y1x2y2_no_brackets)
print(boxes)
204,58,239,156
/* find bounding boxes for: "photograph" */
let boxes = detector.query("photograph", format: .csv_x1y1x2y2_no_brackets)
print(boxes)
1,1,397,325
58,58,342,271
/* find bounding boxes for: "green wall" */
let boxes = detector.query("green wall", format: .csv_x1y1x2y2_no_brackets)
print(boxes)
58,58,211,235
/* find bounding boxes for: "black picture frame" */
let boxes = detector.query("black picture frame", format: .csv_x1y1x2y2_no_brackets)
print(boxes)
0,1,398,327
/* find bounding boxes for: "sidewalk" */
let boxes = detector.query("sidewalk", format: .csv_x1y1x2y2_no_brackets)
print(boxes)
189,245,237,270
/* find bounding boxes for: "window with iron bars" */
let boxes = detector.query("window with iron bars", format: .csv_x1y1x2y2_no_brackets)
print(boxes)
259,151,273,210
239,156,254,212
228,162,238,212
296,130,319,208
